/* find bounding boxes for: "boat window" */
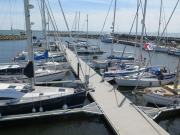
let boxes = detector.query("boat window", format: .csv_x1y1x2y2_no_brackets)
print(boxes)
20,89,29,93
58,89,66,92
39,93,44,95
0,97,16,100
146,76,156,78
126,69,134,71
8,86,16,89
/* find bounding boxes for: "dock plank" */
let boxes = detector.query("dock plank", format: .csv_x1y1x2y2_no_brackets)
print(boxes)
65,47,168,135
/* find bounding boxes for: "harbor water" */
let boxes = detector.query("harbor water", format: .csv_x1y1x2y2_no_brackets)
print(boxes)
0,36,180,135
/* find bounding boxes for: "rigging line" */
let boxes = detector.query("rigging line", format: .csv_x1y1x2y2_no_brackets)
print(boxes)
111,0,117,56
71,12,77,32
46,0,67,57
134,0,139,65
57,0,86,83
134,0,180,91
45,0,69,61
22,0,26,31
116,1,141,71
44,4,55,64
72,18,89,42
34,0,41,30
11,0,17,28
119,2,129,26
0,0,6,19
37,0,43,31
97,0,113,47
0,0,9,30
9,0,12,30
139,0,148,38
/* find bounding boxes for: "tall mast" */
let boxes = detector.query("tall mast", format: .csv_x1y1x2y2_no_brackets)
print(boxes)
134,0,139,66
138,0,147,74
41,0,48,51
157,0,163,42
23,0,35,89
78,12,80,32
86,14,88,46
174,57,180,89
111,0,117,56
75,11,77,32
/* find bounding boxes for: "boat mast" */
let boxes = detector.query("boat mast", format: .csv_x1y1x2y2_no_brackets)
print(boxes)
174,57,180,89
138,0,147,74
86,14,88,46
78,12,80,32
111,0,117,56
134,0,139,66
23,0,35,89
157,0,163,43
41,0,49,53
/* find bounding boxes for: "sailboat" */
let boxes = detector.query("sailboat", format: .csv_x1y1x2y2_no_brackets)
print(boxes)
99,0,146,77
76,15,106,54
15,50,63,62
114,0,176,87
91,0,135,69
142,57,180,106
0,0,86,116
142,0,168,53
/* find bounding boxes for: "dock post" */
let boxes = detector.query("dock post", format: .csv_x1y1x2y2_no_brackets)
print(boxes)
101,69,105,82
85,74,89,84
77,63,79,78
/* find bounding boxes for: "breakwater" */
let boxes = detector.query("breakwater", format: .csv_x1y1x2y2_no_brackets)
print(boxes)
48,32,180,46
0,34,27,40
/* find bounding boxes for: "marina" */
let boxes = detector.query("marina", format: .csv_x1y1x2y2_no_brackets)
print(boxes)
1,0,180,135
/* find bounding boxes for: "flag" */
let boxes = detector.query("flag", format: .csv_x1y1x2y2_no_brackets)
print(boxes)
16,53,20,57
12,57,16,62
145,44,153,50
20,32,26,36
141,55,143,60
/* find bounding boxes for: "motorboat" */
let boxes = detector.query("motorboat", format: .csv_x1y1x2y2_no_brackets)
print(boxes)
168,46,180,56
101,33,113,43
76,46,106,54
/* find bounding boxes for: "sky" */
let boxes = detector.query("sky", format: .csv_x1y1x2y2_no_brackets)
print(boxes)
0,0,180,34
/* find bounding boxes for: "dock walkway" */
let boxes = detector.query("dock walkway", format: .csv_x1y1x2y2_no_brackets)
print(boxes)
65,47,168,135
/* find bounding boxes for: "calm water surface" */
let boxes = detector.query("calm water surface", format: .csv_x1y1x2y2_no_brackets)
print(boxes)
0,37,180,135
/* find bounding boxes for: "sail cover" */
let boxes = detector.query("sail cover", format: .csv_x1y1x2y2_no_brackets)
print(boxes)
24,61,34,78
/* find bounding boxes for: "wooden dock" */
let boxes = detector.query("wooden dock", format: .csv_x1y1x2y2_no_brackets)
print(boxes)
65,47,169,135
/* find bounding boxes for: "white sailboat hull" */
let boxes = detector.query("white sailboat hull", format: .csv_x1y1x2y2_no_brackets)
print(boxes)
143,93,179,106
115,77,175,87
168,49,180,55
142,45,168,52
0,70,67,83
